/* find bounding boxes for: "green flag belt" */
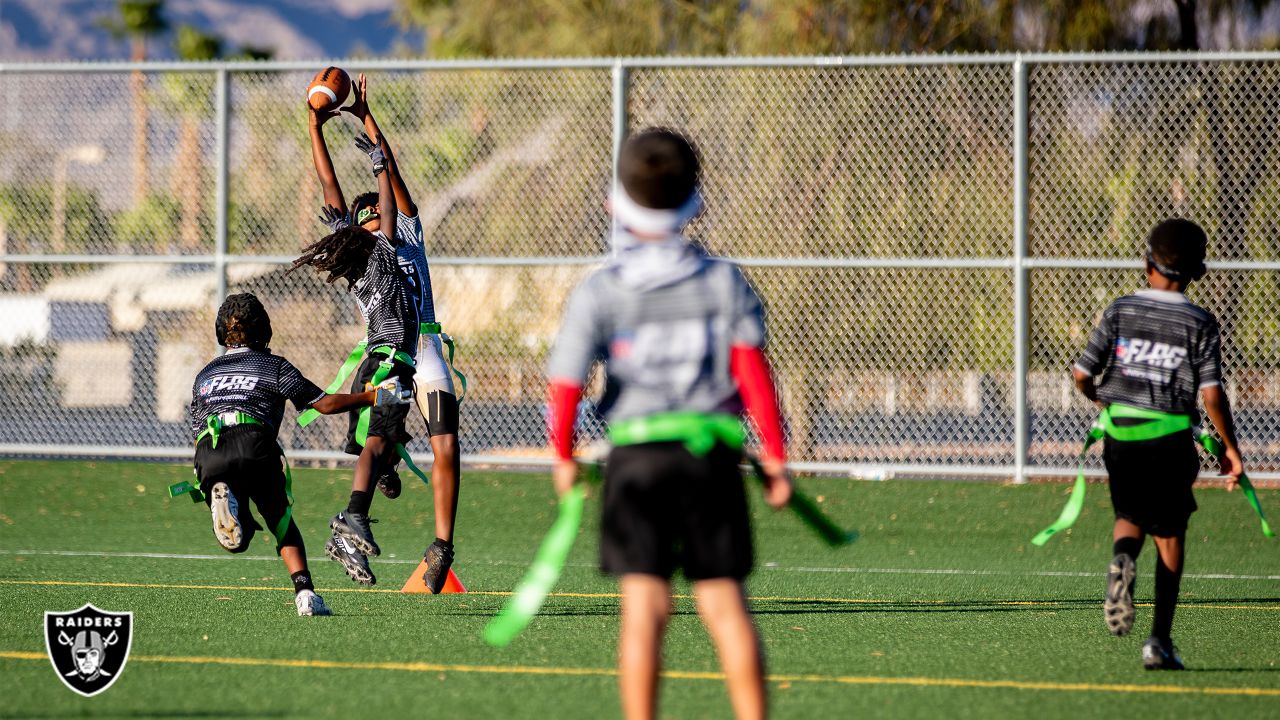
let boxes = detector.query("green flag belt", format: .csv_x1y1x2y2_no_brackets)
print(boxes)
169,412,266,502
296,341,430,487
169,442,298,551
1032,404,1272,545
484,413,856,647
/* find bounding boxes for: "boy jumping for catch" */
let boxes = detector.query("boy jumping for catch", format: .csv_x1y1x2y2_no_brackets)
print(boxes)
306,74,464,592
1073,218,1244,670
547,129,792,719
189,293,409,615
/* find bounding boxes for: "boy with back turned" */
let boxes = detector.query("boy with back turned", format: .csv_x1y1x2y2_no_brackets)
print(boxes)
1073,218,1244,670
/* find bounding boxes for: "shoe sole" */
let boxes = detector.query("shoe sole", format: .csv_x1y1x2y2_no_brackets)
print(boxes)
325,537,376,585
210,483,241,551
330,515,380,557
1105,554,1136,636
377,475,402,500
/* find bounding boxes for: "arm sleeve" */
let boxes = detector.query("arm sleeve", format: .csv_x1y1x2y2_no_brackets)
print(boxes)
278,359,327,410
731,345,786,462
546,278,605,384
1074,304,1117,377
547,381,583,460
1196,316,1224,389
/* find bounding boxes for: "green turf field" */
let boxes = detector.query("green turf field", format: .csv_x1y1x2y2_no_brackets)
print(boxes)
1,460,1279,719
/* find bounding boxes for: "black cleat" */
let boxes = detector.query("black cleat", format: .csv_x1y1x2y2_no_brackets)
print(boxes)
331,511,380,557
324,531,376,585
1104,553,1136,636
421,539,455,594
376,468,402,499
1142,636,1184,670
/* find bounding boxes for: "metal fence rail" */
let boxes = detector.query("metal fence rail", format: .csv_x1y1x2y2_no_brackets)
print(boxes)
4,53,1280,480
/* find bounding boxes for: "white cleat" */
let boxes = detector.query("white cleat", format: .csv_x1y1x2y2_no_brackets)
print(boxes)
295,589,332,617
209,482,242,551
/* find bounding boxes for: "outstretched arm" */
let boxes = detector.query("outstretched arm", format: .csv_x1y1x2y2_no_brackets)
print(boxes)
311,390,375,415
308,104,346,212
345,73,416,216
354,132,398,244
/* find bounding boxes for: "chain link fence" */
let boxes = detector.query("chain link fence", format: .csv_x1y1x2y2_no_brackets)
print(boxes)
2,55,1280,479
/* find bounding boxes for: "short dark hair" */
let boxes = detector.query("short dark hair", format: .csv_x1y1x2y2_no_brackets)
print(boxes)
1147,218,1208,283
617,128,699,210
216,293,272,349
350,192,378,222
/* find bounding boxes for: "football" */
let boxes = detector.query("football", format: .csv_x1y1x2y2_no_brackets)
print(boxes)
307,66,351,111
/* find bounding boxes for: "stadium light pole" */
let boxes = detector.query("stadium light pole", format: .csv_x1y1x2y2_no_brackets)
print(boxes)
51,144,106,254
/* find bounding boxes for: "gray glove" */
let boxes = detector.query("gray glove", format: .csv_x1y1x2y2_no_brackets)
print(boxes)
318,204,351,233
371,376,412,406
353,133,387,176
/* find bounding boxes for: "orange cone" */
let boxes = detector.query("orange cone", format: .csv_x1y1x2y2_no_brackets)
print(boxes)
401,562,467,594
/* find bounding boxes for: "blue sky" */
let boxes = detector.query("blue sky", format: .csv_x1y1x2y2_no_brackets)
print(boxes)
0,0,426,61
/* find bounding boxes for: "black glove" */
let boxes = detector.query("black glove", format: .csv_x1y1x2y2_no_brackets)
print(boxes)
354,133,387,176
318,204,351,233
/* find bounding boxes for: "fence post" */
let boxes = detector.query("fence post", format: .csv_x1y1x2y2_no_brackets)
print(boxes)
214,66,229,334
1012,55,1030,483
610,60,630,239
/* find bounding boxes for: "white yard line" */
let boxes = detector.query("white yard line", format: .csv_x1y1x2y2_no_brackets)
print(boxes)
3,548,1279,581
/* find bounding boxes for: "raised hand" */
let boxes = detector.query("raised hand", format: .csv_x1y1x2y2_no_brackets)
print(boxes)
317,204,350,233
353,133,386,176
343,72,369,119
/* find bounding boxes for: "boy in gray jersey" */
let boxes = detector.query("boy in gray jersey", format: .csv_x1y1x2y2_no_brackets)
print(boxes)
548,129,791,719
307,74,464,593
1073,218,1244,670
189,293,409,614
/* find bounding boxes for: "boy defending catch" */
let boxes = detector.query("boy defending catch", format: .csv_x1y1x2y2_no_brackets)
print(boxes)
189,293,409,615
547,129,791,719
306,74,463,592
1073,218,1244,669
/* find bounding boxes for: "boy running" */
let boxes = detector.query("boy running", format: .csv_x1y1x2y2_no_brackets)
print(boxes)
547,129,792,719
307,74,464,592
1073,218,1244,670
189,292,409,615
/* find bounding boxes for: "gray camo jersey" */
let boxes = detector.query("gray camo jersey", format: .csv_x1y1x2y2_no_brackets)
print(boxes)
547,239,765,422
353,231,418,356
1075,289,1222,421
188,348,325,440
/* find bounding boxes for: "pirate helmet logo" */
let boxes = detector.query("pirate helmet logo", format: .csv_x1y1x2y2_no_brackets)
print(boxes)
44,604,133,697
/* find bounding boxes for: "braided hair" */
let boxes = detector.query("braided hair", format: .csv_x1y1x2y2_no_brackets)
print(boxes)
289,225,376,289
216,293,272,350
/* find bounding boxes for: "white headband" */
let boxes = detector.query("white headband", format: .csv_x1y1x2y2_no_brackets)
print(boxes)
610,184,703,235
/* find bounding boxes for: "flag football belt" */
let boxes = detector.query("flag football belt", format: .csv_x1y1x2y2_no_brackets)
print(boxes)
606,412,746,456
295,341,430,487
168,411,267,503
1032,404,1273,545
168,441,299,551
420,322,468,403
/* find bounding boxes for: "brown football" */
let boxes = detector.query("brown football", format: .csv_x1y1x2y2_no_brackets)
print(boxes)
307,66,351,111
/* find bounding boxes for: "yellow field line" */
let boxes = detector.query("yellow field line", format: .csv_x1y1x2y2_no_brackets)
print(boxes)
2,650,1277,697
4,579,1279,611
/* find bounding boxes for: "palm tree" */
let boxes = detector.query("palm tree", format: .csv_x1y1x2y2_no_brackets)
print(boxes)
98,0,168,205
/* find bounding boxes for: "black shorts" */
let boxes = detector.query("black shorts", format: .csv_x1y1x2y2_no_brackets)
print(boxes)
343,353,414,455
601,441,753,581
1103,429,1199,536
194,424,292,548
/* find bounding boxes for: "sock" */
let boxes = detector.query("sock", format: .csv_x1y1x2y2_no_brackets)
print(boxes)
291,570,315,595
1113,536,1143,561
347,490,373,516
1152,547,1183,641
435,537,453,549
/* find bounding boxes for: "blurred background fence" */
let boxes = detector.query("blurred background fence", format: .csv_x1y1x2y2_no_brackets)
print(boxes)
3,54,1280,481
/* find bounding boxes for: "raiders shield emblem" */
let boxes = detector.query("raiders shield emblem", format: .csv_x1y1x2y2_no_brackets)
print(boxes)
44,604,133,697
